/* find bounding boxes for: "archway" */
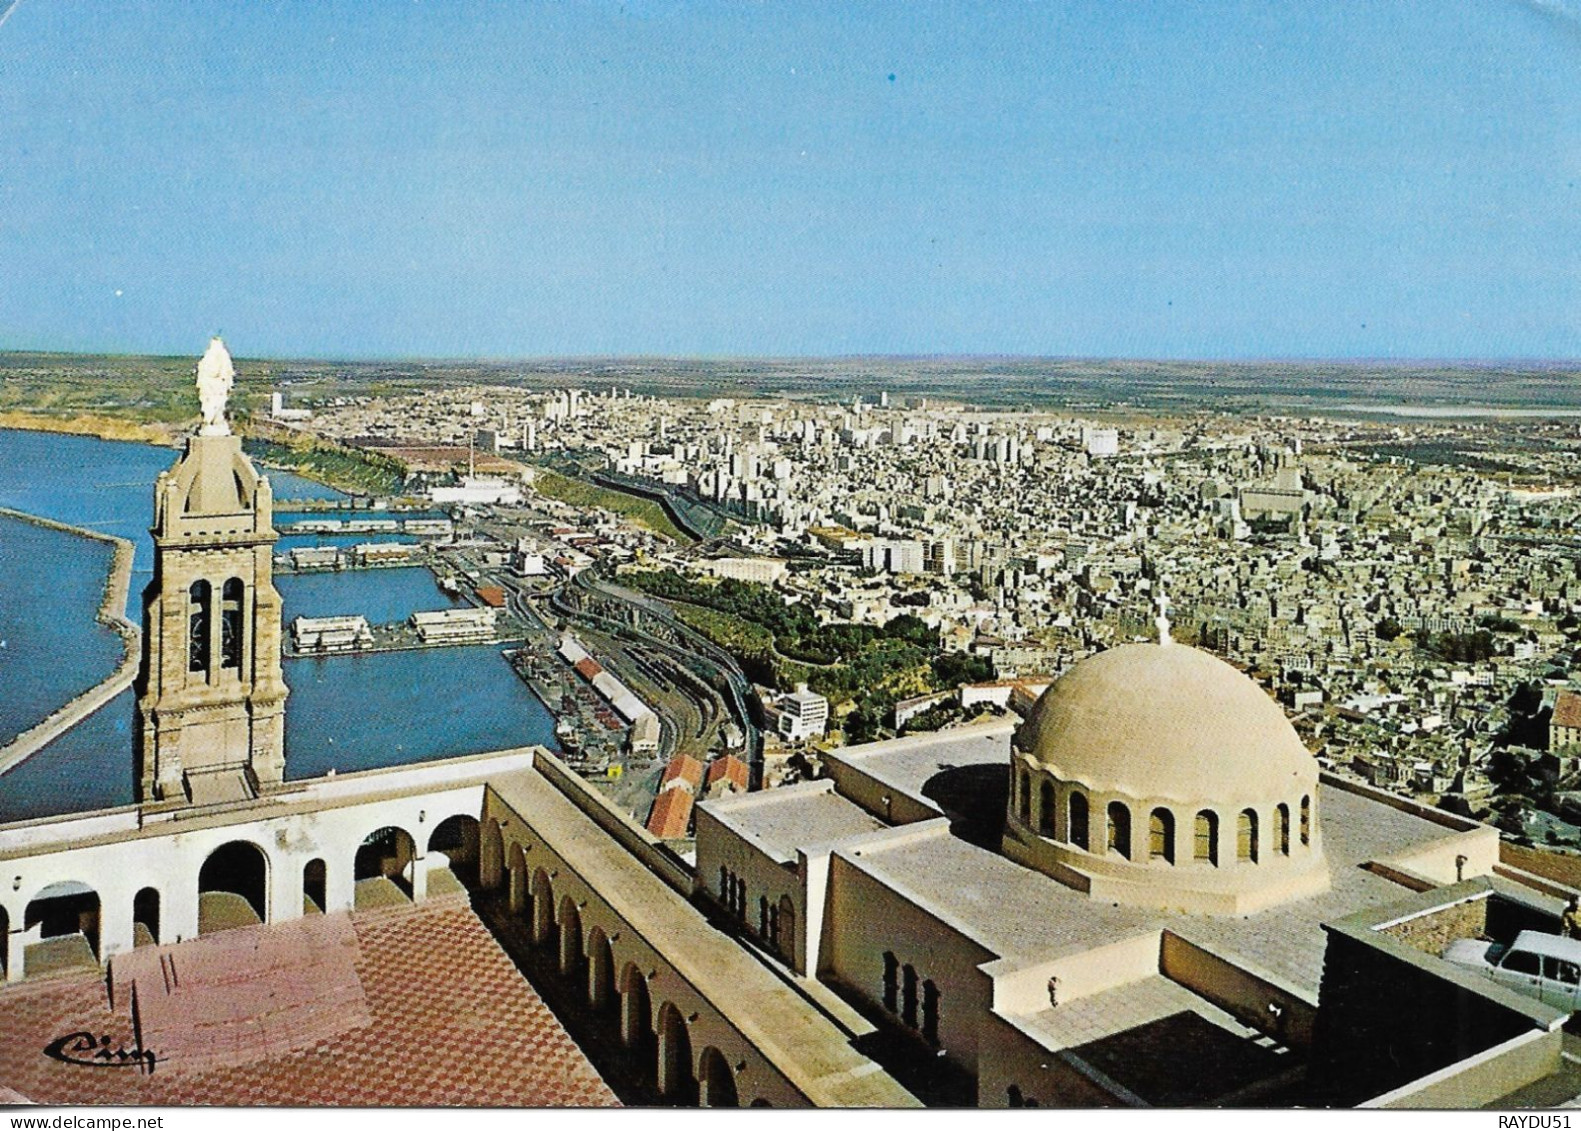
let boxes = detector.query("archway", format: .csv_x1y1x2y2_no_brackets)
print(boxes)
199,841,268,934
620,963,652,1049
24,880,100,975
427,813,481,893
698,1046,738,1108
530,869,555,945
588,925,615,1012
354,826,416,908
133,887,160,946
507,842,529,915
303,858,327,914
656,1001,696,1102
559,897,584,978
480,817,505,891
0,906,7,980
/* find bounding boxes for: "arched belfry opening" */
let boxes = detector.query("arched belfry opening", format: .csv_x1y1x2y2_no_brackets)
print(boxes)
134,337,287,808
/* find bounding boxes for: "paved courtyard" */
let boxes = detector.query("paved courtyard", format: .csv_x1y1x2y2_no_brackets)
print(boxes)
0,897,618,1107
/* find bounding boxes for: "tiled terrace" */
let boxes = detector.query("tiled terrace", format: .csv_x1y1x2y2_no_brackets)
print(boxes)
0,898,617,1107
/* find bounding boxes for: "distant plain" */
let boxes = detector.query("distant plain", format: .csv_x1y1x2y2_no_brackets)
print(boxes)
4,352,1581,424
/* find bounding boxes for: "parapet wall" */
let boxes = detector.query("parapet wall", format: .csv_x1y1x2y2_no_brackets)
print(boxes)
530,747,693,894
1311,878,1565,1106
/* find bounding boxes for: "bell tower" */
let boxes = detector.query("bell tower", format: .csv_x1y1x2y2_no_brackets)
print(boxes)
134,338,288,806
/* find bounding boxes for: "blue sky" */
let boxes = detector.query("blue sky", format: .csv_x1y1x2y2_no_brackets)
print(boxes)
1,1,1578,360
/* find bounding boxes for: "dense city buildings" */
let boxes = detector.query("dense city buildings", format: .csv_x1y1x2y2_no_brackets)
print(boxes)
299,381,1581,846
4,347,1581,1109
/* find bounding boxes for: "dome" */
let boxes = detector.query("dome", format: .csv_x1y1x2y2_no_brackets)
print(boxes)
1016,642,1316,808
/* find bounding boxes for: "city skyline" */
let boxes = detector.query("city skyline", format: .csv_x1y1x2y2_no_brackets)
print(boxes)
2,2,1580,361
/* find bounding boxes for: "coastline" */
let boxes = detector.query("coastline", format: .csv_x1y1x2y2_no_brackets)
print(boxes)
0,410,176,447
0,412,365,498
0,506,140,778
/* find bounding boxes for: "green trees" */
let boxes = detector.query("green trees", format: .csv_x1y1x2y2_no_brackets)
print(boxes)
629,569,987,738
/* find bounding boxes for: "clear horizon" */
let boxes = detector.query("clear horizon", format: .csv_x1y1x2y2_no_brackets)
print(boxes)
2,2,1579,362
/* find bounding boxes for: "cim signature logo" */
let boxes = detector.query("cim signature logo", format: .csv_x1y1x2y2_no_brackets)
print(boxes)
44,1031,158,1075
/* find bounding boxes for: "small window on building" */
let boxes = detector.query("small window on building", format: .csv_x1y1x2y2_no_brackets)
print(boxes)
1069,792,1089,851
1237,809,1259,864
1300,795,1312,846
901,964,918,1028
1149,808,1174,864
1195,810,1219,865
1038,782,1055,836
1018,767,1032,825
882,952,899,1011
758,896,769,937
921,979,940,1045
1277,803,1291,855
1107,802,1131,859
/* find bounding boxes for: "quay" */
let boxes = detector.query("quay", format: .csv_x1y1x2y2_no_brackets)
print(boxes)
286,611,525,659
0,507,139,777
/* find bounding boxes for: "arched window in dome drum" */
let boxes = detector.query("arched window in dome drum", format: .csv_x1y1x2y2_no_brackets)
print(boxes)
1018,768,1031,825
1038,781,1054,835
1195,811,1219,865
1237,809,1259,863
1300,796,1312,846
1150,808,1175,863
1277,803,1291,855
1069,792,1089,851
1107,802,1131,860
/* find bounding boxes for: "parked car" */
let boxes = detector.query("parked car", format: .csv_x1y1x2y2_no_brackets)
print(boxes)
1444,930,1581,1012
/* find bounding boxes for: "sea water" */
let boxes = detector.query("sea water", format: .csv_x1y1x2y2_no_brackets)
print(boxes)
0,428,557,823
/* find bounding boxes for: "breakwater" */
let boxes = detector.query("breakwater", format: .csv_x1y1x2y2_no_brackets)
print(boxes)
0,506,140,776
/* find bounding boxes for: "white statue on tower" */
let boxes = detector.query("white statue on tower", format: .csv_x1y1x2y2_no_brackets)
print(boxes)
195,336,235,436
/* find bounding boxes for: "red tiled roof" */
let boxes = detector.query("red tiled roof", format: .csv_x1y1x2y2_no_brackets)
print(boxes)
0,903,617,1107
659,754,704,792
573,657,604,681
705,755,750,791
646,788,694,839
476,586,507,608
1556,690,1581,730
